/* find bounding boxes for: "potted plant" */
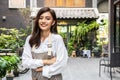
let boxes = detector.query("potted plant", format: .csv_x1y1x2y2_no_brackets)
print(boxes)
0,55,20,80
0,56,7,80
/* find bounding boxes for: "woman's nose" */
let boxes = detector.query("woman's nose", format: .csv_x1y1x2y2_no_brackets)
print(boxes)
41,18,46,22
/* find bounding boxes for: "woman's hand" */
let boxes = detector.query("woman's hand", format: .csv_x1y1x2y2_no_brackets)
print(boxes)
43,57,56,65
48,57,56,64
35,67,42,72
36,57,56,72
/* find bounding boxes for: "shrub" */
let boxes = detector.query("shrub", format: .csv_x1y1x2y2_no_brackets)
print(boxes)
0,27,30,52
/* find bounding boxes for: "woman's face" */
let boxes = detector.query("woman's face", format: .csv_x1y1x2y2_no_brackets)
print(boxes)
38,12,55,32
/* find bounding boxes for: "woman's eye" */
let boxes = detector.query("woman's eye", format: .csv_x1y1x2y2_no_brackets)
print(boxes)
39,16,52,20
39,17,43,19
46,18,50,20
46,17,51,20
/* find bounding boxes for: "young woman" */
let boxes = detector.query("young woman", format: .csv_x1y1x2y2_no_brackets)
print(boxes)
22,7,68,80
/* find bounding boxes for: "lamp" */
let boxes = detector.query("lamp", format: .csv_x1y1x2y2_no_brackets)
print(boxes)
2,16,6,21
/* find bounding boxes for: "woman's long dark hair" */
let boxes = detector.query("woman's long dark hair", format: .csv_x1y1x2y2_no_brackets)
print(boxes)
29,7,58,48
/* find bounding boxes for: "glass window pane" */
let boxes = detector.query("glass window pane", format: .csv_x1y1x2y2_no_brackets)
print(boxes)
114,3,120,52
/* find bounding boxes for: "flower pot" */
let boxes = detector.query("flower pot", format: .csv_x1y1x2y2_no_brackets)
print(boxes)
6,76,14,80
6,73,14,80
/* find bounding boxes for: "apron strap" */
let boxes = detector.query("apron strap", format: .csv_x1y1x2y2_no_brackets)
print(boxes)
47,33,52,56
31,33,52,56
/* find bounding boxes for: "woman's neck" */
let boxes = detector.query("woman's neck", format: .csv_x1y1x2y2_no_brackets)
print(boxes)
41,31,51,42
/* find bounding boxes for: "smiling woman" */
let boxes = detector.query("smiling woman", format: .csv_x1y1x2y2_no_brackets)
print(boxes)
22,7,68,80
38,11,55,35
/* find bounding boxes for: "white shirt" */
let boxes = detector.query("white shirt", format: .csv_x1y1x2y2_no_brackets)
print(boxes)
22,33,68,78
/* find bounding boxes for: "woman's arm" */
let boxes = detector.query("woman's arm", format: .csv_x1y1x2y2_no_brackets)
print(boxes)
43,57,56,65
35,57,56,72
42,35,68,78
22,36,44,69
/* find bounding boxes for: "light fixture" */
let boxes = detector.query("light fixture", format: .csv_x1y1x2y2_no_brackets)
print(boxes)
2,16,6,21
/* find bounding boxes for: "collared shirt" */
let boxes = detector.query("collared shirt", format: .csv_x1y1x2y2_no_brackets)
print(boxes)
22,33,68,78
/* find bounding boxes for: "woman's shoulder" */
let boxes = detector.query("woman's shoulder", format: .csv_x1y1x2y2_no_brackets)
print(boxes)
52,33,62,40
25,35,32,41
51,33,64,43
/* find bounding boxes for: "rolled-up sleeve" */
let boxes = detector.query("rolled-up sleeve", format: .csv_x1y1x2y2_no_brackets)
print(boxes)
22,36,44,69
42,35,68,78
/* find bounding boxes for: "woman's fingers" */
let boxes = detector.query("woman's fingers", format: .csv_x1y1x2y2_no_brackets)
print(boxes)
35,67,42,72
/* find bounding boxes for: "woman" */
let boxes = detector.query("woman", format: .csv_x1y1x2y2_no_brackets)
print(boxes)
22,7,68,80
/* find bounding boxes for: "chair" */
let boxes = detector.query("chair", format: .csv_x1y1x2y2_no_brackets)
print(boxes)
101,44,108,57
99,53,120,80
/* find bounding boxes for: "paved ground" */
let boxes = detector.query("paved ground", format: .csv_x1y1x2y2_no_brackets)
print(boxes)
2,57,120,80
62,57,120,80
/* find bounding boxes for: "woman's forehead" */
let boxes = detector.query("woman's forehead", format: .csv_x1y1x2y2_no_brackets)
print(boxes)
40,12,52,17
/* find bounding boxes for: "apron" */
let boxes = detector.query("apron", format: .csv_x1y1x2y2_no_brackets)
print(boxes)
31,52,62,80
31,33,62,80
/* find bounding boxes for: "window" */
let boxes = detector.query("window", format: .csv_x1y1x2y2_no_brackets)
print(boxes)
74,0,85,7
56,0,65,7
44,0,85,7
30,0,37,8
45,0,56,7
114,1,120,52
66,0,74,7
9,0,26,8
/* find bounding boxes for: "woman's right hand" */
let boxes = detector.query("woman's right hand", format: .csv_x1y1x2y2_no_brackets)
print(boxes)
43,57,56,65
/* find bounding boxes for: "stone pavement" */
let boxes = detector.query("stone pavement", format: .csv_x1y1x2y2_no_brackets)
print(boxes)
62,57,120,80
2,57,120,80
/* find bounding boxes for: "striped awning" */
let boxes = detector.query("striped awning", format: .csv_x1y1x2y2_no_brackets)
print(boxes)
30,8,99,19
